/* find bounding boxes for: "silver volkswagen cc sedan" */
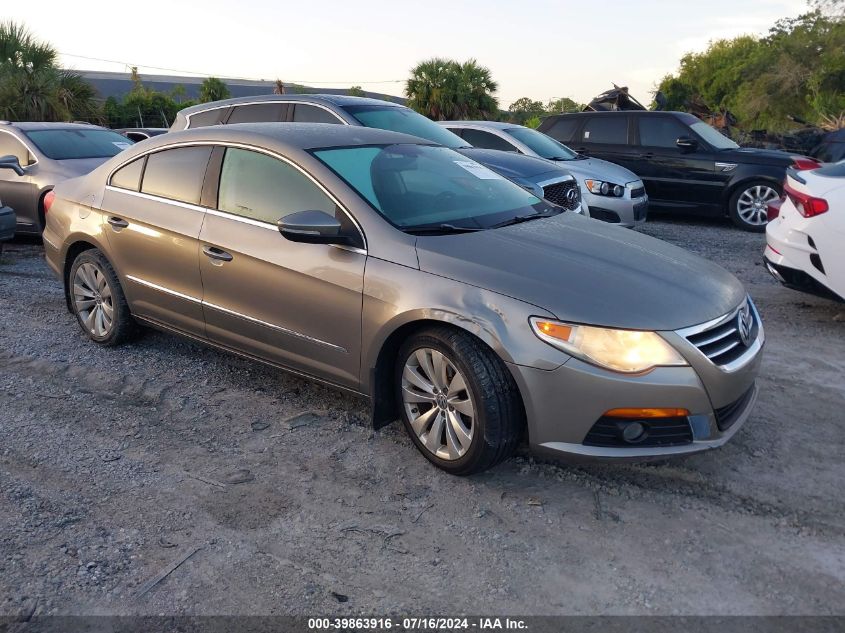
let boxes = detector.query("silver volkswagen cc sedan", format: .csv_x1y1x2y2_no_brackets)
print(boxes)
43,124,763,475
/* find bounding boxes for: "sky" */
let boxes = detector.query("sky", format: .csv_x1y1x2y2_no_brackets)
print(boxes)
7,0,810,107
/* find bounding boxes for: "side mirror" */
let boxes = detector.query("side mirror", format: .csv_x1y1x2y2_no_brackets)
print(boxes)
0,155,25,176
676,137,698,152
277,209,350,245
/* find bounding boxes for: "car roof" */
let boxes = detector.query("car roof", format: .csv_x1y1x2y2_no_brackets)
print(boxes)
0,121,109,131
546,110,689,117
441,121,522,130
131,122,437,152
176,93,403,117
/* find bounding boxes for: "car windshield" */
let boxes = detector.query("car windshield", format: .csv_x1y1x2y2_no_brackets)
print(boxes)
341,105,467,149
505,127,579,160
314,144,553,231
24,128,133,160
688,120,739,150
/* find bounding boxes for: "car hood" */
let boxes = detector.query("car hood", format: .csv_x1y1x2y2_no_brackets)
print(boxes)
415,212,746,331
457,148,569,180
549,156,640,185
717,147,796,166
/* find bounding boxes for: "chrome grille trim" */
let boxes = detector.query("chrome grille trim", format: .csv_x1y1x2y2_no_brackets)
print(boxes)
676,297,764,372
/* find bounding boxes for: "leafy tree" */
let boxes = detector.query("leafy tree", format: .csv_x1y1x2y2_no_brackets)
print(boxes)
656,11,845,131
199,77,231,103
406,58,498,120
0,21,100,122
524,115,542,129
507,97,545,124
545,97,584,113
348,85,366,97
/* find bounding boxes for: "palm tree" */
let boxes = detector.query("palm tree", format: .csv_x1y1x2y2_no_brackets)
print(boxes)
199,77,231,103
0,21,99,121
405,58,498,120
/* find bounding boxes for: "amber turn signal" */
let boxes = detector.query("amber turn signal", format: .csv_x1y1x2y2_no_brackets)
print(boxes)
604,407,691,419
533,320,572,341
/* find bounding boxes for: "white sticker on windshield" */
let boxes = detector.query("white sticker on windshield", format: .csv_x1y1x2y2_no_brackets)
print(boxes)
113,142,132,150
453,160,503,180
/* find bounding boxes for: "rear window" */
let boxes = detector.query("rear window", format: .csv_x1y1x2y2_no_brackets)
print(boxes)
342,105,466,149
140,146,213,205
460,129,518,152
24,129,133,160
581,116,628,144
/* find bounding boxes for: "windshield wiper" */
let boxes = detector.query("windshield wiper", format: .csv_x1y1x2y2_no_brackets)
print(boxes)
547,156,573,161
404,223,485,235
491,210,559,229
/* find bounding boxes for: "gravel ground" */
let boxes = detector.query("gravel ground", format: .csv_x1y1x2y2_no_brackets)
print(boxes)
1,215,844,618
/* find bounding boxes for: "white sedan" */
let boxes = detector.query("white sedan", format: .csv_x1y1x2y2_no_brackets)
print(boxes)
765,162,845,302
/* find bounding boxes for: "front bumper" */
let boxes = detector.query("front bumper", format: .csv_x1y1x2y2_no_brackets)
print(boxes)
0,205,15,242
507,306,763,461
581,188,648,228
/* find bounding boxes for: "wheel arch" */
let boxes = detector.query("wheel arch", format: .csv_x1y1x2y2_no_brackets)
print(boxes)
721,174,784,210
367,312,525,430
61,238,113,312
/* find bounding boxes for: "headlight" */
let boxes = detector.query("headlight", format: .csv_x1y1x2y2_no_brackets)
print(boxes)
529,318,688,373
585,179,625,197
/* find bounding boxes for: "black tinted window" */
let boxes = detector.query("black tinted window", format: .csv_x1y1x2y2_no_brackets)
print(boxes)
582,117,628,144
218,148,335,223
25,129,132,160
292,104,342,124
460,129,518,152
0,132,30,163
638,117,690,148
187,108,228,128
227,103,287,124
545,117,580,142
141,146,212,204
110,157,145,191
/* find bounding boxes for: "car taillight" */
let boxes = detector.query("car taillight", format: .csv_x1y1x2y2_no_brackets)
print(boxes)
43,190,56,214
791,156,821,171
784,183,828,218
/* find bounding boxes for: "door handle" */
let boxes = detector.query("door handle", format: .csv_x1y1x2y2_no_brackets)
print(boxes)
107,216,129,229
202,245,233,262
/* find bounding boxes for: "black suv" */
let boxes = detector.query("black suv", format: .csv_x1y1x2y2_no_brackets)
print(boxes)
539,111,817,231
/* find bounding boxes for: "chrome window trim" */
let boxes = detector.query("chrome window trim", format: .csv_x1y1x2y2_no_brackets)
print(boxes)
126,275,346,352
0,128,39,166
184,100,345,127
675,297,764,373
104,140,367,252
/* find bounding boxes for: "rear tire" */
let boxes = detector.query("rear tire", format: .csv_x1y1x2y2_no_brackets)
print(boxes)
69,249,138,346
728,181,780,232
395,327,523,475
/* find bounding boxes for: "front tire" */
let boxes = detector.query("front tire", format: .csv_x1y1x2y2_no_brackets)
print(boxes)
729,181,780,232
69,249,138,346
395,327,523,475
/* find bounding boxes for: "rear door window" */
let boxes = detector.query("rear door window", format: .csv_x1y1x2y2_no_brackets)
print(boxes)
638,117,690,148
110,156,145,191
460,129,519,152
581,116,628,144
226,103,288,124
292,104,342,124
544,117,580,142
141,146,213,205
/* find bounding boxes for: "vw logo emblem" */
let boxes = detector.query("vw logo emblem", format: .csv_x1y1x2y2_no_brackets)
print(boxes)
736,303,753,347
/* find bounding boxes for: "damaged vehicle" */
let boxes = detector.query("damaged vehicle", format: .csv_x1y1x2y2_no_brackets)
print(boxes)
44,124,762,474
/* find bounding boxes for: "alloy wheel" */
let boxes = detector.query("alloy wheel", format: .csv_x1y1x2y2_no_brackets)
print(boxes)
736,185,779,227
73,262,114,338
401,347,475,461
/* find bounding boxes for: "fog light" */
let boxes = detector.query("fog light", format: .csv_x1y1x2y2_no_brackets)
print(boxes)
622,422,647,443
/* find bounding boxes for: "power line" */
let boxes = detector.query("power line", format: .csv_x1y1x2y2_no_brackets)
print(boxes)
59,52,404,85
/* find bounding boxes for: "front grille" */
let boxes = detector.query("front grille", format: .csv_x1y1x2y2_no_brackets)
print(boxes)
684,301,758,367
583,416,693,448
630,186,645,199
543,180,580,211
714,385,755,431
